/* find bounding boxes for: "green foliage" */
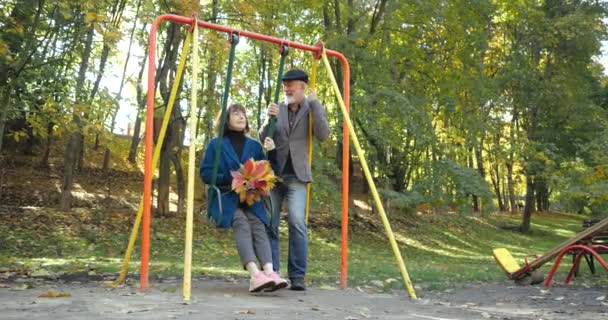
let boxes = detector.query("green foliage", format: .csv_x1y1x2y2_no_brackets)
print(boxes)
414,159,495,214
379,189,424,215
553,160,608,217
1,0,607,223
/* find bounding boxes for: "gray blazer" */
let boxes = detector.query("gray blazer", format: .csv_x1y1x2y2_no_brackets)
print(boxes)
259,97,330,183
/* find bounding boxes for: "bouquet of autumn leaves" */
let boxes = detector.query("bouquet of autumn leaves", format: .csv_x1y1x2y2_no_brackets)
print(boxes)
231,158,278,205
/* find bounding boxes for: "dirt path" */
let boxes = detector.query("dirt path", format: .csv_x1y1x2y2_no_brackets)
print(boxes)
1,276,606,320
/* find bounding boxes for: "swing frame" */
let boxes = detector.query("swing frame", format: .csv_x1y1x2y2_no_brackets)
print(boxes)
136,14,417,301
140,14,352,290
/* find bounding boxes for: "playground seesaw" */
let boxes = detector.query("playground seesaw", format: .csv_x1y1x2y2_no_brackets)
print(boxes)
493,215,608,286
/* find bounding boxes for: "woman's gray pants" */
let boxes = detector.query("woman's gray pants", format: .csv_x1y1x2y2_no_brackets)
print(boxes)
232,207,272,267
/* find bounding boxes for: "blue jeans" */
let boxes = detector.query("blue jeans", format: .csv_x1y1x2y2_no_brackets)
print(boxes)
268,175,308,279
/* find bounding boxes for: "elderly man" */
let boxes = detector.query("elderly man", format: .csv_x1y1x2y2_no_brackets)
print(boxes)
259,69,330,291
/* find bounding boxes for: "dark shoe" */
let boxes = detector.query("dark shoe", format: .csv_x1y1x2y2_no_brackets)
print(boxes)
289,277,306,291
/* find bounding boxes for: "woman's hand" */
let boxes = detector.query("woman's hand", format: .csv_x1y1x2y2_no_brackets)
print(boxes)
264,137,276,151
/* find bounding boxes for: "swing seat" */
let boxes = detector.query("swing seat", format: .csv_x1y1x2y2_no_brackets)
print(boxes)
206,185,228,227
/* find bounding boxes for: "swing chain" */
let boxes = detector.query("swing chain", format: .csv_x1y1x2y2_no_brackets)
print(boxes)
229,32,240,44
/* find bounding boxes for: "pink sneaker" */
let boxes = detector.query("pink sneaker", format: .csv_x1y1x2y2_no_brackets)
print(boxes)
264,272,288,292
249,272,275,293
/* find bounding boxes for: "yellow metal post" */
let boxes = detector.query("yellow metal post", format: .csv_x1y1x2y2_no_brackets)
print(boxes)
320,50,417,299
305,61,317,224
183,21,199,302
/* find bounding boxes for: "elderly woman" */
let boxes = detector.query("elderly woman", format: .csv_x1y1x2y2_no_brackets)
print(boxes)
200,103,287,293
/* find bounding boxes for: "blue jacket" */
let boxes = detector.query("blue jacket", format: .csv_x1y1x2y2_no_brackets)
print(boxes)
200,135,268,228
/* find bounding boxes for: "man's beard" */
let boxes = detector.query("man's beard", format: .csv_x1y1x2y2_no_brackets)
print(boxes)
284,94,296,104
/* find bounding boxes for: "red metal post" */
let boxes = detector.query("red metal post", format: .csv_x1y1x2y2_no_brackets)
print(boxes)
141,15,166,290
339,57,350,289
142,14,351,290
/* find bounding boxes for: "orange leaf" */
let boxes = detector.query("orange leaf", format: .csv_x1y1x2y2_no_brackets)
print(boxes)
242,158,255,177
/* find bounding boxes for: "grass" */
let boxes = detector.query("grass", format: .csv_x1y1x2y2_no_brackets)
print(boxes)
1,206,603,291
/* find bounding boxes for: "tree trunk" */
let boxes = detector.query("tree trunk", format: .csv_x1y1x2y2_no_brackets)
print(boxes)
155,22,184,216
0,87,9,154
102,148,111,172
474,140,486,212
60,23,95,211
157,149,171,217
60,133,81,210
369,0,388,34
127,43,148,163
171,152,185,215
502,179,509,213
76,134,85,172
127,105,143,163
490,163,505,211
469,147,480,212
535,178,549,212
389,147,406,192
520,175,535,233
39,123,54,168
507,110,518,213
94,135,101,150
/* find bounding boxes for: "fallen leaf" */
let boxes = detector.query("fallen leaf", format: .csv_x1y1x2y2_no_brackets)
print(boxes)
235,310,256,315
161,286,177,293
10,284,29,291
31,269,51,278
39,290,71,298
